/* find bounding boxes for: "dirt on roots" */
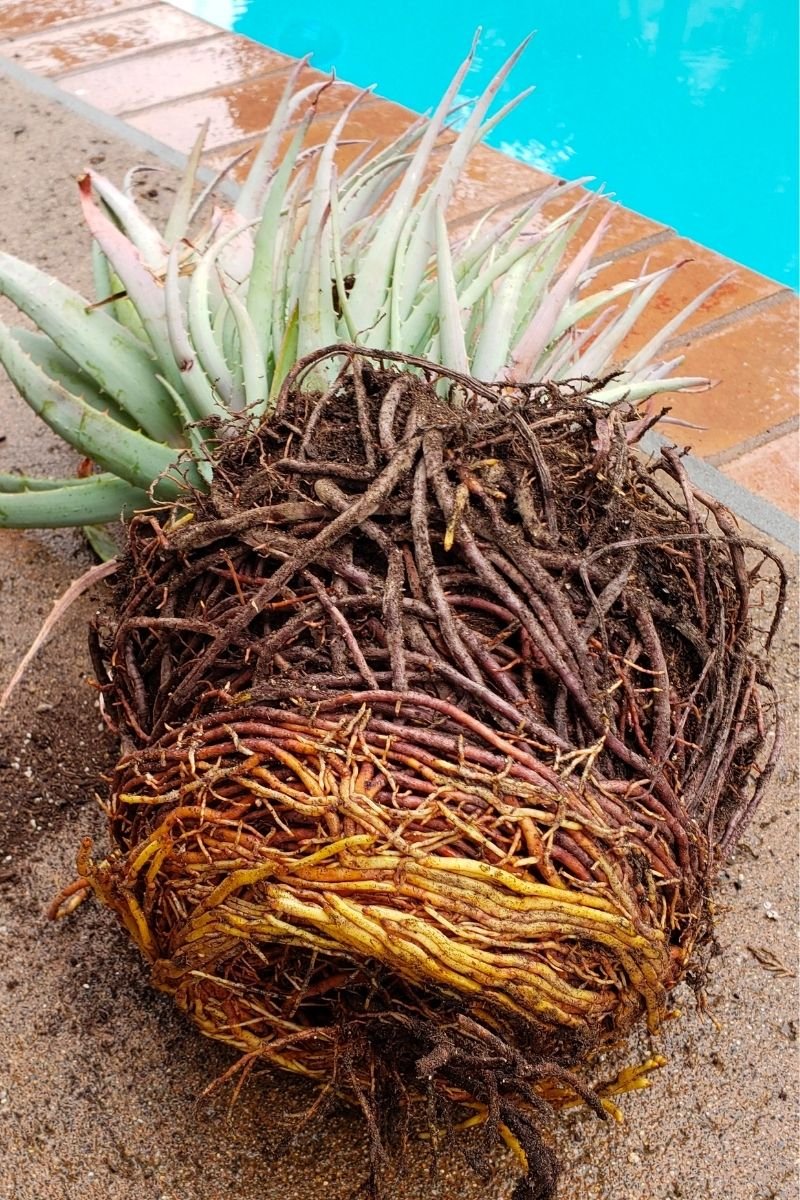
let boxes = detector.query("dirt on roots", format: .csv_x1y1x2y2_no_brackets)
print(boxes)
74,347,787,1199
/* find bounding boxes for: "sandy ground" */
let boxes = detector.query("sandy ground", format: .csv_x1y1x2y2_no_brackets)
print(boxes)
0,72,797,1200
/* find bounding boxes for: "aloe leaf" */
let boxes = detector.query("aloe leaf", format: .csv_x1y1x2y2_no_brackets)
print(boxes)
88,169,168,269
164,245,229,423
539,305,617,380
82,523,121,560
450,192,543,286
336,140,379,192
0,475,150,528
590,375,710,406
187,146,254,229
0,318,180,495
164,121,209,246
0,248,180,444
474,83,536,143
186,218,258,410
623,272,732,376
236,59,326,220
454,180,587,289
568,266,678,379
643,354,689,382
270,166,310,355
397,279,438,355
550,262,675,344
269,303,299,400
507,207,613,381
221,297,245,396
339,115,426,195
123,163,165,201
509,202,593,347
106,262,151,344
77,174,191,407
346,38,481,334
301,91,370,287
329,181,359,343
387,217,409,351
457,226,552,312
91,240,115,306
8,327,139,431
247,118,311,359
297,96,369,367
0,469,118,492
398,40,533,312
340,157,413,258
212,206,256,298
424,329,441,363
399,196,551,357
470,256,530,380
435,203,468,376
156,374,214,486
91,243,149,343
338,125,425,229
226,290,269,417
457,179,589,271
296,219,338,369
346,115,427,179
464,287,486,359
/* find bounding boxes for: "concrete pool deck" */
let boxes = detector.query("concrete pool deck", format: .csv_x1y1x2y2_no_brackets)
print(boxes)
0,10,798,1200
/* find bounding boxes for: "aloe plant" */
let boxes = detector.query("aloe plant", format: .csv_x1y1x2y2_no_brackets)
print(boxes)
0,45,714,545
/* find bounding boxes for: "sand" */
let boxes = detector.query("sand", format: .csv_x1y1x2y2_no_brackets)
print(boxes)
0,71,797,1200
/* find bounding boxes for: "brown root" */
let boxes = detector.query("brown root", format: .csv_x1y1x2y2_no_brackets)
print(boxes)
83,347,783,1195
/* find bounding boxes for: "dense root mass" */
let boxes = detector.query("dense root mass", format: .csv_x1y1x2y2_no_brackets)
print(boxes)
85,347,784,1198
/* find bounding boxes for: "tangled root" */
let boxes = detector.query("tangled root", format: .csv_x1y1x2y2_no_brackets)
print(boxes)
83,347,784,1196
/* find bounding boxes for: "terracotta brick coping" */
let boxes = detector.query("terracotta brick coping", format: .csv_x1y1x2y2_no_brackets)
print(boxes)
0,0,797,541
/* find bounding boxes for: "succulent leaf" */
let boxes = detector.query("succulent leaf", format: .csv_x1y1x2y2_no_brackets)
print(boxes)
435,203,469,376
0,40,717,534
506,208,613,380
89,168,168,268
0,250,179,444
81,522,123,560
164,121,209,245
164,245,228,423
0,474,151,527
0,469,117,492
0,318,181,495
8,327,139,430
247,118,310,363
77,175,192,405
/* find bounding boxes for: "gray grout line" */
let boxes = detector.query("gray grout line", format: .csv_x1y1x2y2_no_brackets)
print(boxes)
117,61,292,119
204,128,370,162
54,30,225,81
707,415,800,468
1,52,797,552
204,96,399,159
591,227,674,267
663,286,793,354
450,181,561,227
0,2,163,45
641,431,799,551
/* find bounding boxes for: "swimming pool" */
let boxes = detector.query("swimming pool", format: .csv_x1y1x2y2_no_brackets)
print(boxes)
180,1,798,286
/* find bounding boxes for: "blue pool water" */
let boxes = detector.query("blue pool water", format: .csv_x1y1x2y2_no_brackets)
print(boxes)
183,1,798,285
